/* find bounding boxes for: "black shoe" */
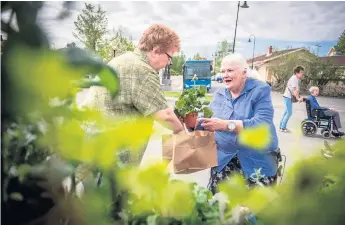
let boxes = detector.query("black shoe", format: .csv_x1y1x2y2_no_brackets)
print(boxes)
279,128,290,133
332,131,344,137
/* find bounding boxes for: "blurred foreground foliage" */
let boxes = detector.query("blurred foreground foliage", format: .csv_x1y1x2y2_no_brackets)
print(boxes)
2,2,345,225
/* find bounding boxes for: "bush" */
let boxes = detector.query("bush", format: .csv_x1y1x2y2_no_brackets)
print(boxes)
170,69,180,76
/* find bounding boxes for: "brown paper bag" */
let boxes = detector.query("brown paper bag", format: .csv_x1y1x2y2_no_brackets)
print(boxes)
169,130,218,174
162,134,174,162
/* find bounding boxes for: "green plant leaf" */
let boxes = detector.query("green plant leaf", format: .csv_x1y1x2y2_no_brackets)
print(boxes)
203,107,213,118
146,214,159,225
17,164,32,182
9,192,24,201
175,98,186,110
238,124,271,150
174,86,213,118
58,47,119,96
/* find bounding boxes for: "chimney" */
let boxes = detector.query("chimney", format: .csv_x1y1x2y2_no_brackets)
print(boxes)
266,46,273,56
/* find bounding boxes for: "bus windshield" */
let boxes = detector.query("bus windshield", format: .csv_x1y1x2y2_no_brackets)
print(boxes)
183,61,211,79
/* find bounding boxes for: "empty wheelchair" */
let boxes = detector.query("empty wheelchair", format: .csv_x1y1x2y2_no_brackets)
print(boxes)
301,99,338,138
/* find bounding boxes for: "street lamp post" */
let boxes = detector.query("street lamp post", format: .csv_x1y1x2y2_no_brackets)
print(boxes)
248,35,256,69
315,44,321,56
212,52,218,73
232,1,249,53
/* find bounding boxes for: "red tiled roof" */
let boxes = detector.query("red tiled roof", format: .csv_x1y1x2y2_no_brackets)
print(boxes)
247,48,301,64
319,56,345,67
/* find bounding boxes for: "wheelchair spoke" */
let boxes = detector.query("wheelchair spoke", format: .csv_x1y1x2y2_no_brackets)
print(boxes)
301,121,317,136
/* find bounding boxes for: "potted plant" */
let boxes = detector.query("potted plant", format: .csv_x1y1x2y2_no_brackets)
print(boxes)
174,85,213,129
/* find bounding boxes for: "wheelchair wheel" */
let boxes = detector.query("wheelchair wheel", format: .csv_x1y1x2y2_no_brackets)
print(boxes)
323,131,331,138
301,120,317,136
321,128,326,134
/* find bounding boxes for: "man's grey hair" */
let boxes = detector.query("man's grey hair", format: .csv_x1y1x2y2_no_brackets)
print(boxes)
309,86,319,94
221,53,249,71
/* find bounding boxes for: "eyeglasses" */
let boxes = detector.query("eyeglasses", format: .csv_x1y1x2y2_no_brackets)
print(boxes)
165,53,172,60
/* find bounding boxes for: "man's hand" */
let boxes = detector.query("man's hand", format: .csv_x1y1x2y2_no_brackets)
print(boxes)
153,108,184,133
329,108,335,111
198,118,227,131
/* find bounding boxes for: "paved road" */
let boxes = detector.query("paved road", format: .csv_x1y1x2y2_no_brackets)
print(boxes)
76,80,345,188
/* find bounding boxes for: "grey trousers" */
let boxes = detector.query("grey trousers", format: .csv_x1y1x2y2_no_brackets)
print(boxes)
323,110,342,129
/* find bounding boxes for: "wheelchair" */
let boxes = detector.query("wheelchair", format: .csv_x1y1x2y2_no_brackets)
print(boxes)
273,147,286,184
300,99,338,138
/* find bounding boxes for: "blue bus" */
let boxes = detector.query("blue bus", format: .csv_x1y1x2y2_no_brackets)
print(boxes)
183,60,213,92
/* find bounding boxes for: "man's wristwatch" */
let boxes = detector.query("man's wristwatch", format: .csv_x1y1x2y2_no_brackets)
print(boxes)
227,121,236,132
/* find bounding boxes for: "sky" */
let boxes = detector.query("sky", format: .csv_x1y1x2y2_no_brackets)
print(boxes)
2,1,345,59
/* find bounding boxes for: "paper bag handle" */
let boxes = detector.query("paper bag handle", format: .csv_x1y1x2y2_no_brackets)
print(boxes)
182,118,213,136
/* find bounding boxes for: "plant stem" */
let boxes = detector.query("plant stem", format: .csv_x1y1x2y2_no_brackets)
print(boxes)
108,168,123,221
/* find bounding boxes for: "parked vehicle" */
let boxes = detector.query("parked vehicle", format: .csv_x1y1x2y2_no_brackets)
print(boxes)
183,60,212,92
215,73,223,83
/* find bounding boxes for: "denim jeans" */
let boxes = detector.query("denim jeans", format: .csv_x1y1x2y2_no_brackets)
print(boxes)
280,97,292,129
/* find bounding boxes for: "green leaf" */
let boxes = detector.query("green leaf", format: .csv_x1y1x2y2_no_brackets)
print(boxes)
17,164,32,182
238,124,271,150
175,98,185,109
147,214,159,225
30,157,74,182
9,192,24,201
174,86,213,118
58,47,120,96
203,107,213,118
198,86,207,96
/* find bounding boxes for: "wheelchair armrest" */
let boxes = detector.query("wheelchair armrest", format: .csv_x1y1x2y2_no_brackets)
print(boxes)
312,108,326,118
271,148,282,162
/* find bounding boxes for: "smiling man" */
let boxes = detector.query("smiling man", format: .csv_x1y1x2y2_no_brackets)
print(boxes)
85,24,184,165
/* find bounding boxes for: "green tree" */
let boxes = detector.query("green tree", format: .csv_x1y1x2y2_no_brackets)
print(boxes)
170,52,186,75
309,58,344,93
270,53,313,90
270,52,344,93
73,3,108,52
334,30,345,55
213,40,233,73
216,40,233,59
192,53,206,60
98,26,136,62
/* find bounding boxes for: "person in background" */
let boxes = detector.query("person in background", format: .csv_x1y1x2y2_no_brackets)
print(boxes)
279,66,305,132
197,53,279,194
307,86,344,137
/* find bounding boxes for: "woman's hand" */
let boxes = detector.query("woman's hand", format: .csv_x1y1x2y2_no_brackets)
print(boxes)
329,107,335,111
198,118,228,131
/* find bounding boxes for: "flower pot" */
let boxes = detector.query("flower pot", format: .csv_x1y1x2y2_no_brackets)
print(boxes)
185,112,198,129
